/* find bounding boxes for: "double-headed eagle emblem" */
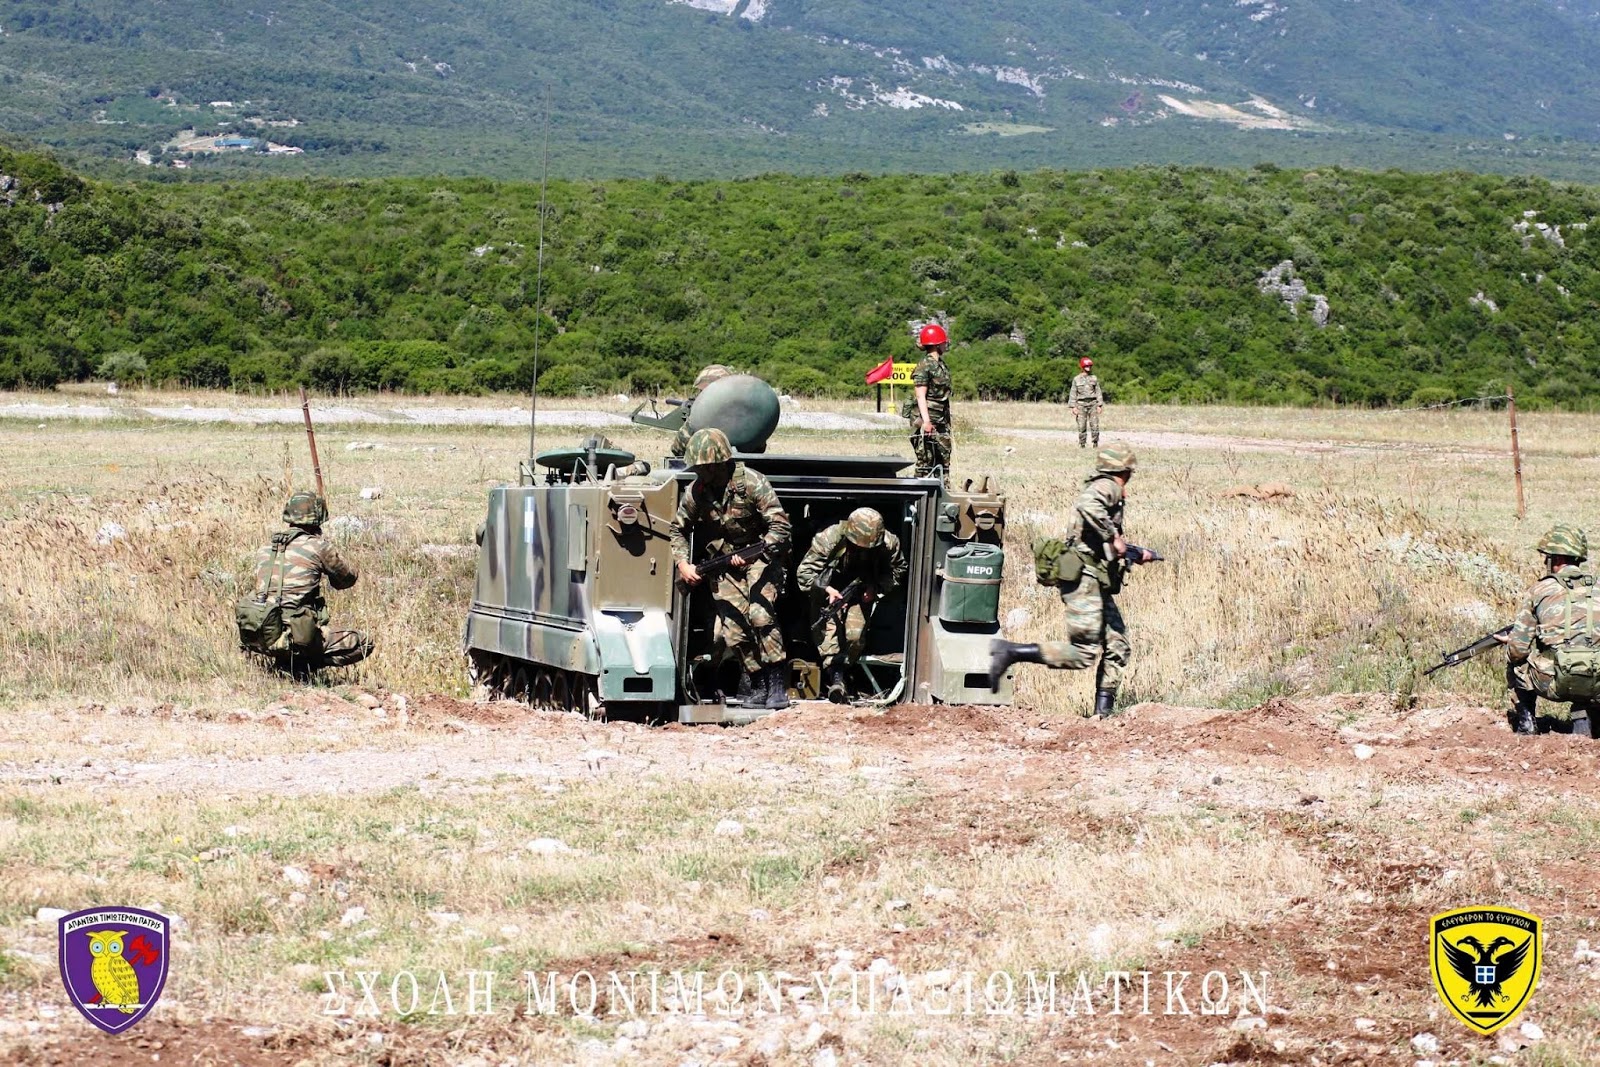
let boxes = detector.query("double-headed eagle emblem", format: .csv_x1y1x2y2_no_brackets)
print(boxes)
1430,907,1542,1035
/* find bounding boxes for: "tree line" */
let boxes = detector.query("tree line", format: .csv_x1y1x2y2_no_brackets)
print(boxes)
3,144,1599,407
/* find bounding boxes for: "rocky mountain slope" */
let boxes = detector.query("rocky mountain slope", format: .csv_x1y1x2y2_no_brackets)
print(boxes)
1,2,1599,176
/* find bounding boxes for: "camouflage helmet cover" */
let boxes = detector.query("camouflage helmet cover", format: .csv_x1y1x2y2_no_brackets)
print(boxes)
1095,445,1137,474
283,491,328,526
844,507,886,548
1536,523,1588,562
693,364,733,391
684,427,733,466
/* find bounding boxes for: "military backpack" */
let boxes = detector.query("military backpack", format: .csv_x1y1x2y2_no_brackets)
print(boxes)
1031,536,1085,588
236,530,301,653
1548,572,1600,701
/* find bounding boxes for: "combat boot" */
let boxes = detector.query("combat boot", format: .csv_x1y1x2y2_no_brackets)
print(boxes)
988,640,1044,692
1509,687,1537,735
1095,688,1117,718
762,664,791,710
1571,704,1594,738
728,670,755,707
824,662,848,705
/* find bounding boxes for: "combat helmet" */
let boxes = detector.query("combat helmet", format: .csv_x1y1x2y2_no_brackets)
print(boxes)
844,507,886,548
1095,446,1137,474
693,364,733,391
1536,523,1588,562
283,491,329,527
684,427,733,466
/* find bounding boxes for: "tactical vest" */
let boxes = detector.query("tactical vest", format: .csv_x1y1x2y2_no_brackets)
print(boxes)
236,530,319,652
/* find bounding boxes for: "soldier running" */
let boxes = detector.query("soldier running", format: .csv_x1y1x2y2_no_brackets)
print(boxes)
796,507,908,703
988,446,1153,717
905,323,953,485
1502,523,1600,738
1068,357,1104,449
670,428,793,709
238,491,373,675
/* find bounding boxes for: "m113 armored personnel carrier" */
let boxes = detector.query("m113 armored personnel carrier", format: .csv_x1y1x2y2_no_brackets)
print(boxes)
464,375,1010,723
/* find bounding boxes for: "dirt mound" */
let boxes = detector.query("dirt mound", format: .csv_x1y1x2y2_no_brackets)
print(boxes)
844,702,1013,737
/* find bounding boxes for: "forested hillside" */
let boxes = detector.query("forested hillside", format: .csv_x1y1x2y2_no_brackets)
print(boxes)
4,144,1599,407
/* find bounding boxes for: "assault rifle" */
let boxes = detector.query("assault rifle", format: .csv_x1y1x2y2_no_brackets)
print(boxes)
1123,543,1164,565
815,577,866,629
682,539,787,586
1423,625,1513,677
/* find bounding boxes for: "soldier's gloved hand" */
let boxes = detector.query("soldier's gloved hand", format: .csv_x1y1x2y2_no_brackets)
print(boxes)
677,561,702,585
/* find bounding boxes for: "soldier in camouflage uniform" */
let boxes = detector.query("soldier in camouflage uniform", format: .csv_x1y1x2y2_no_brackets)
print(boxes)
670,428,794,709
904,323,953,485
796,507,908,703
987,446,1153,717
670,364,734,460
1503,523,1599,738
1068,357,1104,448
241,491,373,675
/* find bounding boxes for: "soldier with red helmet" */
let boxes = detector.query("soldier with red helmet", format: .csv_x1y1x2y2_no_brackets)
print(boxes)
1068,357,1104,448
904,322,953,484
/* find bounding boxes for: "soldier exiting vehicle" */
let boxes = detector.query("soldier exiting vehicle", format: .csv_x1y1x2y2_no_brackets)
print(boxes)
796,508,908,704
670,428,793,709
236,491,373,676
1502,524,1600,738
670,364,733,459
905,323,953,485
1068,357,1104,449
988,446,1153,717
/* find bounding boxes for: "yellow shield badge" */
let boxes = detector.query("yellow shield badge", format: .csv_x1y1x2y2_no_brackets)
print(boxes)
1430,906,1542,1035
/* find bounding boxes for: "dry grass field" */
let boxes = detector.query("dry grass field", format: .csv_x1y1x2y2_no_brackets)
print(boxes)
0,390,1597,1066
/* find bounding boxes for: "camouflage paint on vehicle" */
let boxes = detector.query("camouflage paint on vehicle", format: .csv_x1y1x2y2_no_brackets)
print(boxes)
467,391,1011,723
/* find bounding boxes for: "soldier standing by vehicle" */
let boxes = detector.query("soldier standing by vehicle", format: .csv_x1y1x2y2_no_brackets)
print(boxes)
796,508,908,703
905,323,953,485
236,491,373,676
670,428,794,709
670,364,733,459
1068,357,1104,449
988,446,1153,717
1502,524,1599,738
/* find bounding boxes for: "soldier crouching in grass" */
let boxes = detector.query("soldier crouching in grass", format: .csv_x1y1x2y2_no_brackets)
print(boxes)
1502,523,1600,738
988,446,1154,718
236,491,373,678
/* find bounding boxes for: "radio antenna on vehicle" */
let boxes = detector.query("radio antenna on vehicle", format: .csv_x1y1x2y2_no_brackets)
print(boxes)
527,90,552,463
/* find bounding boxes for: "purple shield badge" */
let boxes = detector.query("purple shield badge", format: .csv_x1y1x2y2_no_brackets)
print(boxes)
58,907,170,1034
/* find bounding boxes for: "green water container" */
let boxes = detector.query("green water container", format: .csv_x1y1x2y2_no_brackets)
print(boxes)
939,543,1004,624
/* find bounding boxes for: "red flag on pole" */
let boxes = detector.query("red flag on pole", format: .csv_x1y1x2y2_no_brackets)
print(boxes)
865,357,894,385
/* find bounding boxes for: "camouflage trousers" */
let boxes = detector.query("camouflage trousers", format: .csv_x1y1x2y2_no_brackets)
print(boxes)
714,559,787,675
1037,579,1130,691
812,597,872,666
267,626,374,673
909,420,953,484
1074,407,1100,448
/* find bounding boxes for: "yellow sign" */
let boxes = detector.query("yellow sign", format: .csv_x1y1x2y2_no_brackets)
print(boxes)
1430,906,1541,1035
889,362,917,387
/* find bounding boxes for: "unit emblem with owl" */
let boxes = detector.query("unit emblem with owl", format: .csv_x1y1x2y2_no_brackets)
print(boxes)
58,907,170,1034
